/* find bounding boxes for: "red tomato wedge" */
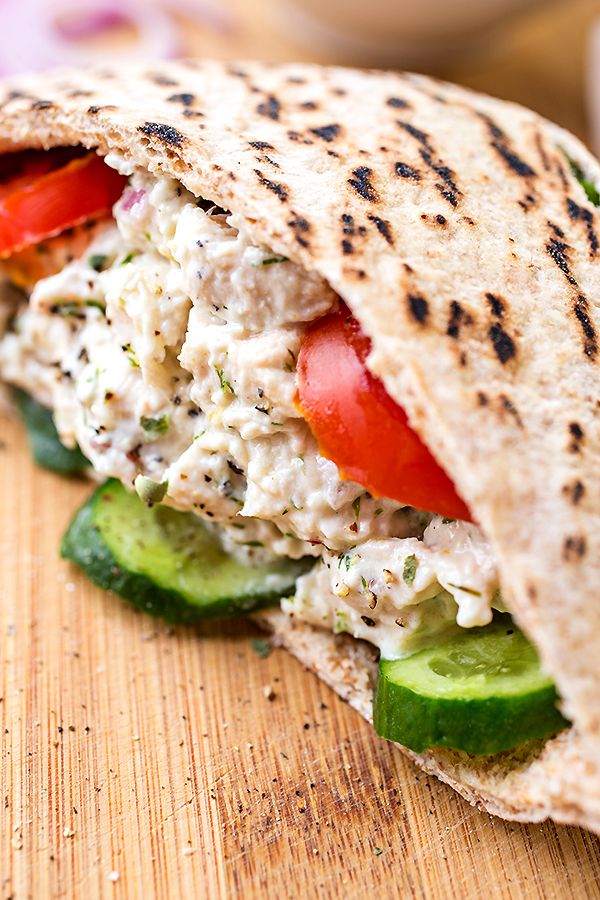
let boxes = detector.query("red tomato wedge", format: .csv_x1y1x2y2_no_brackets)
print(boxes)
0,148,127,259
297,307,472,522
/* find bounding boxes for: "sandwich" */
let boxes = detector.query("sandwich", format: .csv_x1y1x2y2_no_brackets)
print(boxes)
0,60,599,832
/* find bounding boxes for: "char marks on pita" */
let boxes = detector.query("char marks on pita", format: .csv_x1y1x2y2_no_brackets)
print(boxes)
0,60,599,830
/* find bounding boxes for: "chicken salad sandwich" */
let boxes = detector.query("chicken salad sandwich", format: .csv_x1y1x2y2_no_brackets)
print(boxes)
0,60,599,831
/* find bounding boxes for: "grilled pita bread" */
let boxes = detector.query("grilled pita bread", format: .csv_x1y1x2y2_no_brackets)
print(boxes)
0,60,599,830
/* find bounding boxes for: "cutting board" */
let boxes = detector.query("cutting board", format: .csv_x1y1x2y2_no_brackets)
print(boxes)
2,406,600,898
2,0,600,895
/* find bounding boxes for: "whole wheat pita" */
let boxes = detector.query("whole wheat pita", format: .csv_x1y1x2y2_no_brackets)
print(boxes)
0,60,599,830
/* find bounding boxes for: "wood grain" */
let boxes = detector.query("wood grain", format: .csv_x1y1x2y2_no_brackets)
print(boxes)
2,403,600,898
2,1,600,895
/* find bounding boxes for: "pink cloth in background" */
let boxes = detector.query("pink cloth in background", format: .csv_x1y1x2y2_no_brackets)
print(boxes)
0,0,232,76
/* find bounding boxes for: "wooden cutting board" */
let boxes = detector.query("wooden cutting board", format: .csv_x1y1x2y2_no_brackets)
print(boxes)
3,1,600,895
2,408,600,899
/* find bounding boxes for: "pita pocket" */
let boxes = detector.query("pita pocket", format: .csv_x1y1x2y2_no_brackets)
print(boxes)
0,61,599,831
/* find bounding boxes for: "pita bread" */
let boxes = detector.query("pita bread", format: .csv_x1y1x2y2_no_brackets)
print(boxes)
254,609,600,831
0,60,599,829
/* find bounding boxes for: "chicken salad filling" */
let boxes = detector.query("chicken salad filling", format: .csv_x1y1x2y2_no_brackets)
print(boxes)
0,163,502,658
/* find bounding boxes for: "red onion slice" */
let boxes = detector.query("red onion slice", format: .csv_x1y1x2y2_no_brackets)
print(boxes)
55,9,130,41
120,188,147,213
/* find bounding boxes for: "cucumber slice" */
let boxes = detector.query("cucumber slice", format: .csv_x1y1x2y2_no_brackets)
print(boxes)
12,388,89,475
61,479,313,623
374,615,568,755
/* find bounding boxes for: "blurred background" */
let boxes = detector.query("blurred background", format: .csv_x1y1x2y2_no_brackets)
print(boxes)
0,0,597,149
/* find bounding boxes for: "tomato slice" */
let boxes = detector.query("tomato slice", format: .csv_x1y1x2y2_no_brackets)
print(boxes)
297,307,472,521
0,147,80,200
0,148,127,259
3,220,110,293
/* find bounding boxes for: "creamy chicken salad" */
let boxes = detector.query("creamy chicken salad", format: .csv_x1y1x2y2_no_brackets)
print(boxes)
0,161,502,658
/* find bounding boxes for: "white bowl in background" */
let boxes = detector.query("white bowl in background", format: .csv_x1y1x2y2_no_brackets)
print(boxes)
275,0,554,68
589,18,600,155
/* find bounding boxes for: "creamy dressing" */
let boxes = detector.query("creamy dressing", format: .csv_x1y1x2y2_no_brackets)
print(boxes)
0,165,502,657
285,516,503,658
